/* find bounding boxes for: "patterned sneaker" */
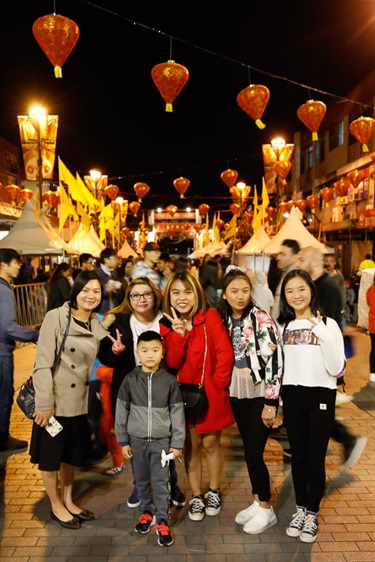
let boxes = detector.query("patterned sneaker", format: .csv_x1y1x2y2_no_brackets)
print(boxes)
286,506,306,537
243,506,278,534
204,489,222,516
235,500,260,525
171,484,186,507
127,486,141,508
188,495,205,521
155,521,175,547
299,511,318,543
134,512,156,534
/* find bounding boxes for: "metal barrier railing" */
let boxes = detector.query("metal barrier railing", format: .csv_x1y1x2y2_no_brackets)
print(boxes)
14,282,47,329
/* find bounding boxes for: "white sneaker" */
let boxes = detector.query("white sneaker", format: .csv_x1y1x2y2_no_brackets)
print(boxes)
335,392,353,405
235,501,260,525
369,373,375,383
243,505,277,534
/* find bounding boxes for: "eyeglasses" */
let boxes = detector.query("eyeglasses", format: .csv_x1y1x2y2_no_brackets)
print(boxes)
130,291,154,301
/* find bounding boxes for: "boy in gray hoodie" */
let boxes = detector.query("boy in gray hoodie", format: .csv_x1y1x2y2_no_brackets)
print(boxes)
115,330,185,547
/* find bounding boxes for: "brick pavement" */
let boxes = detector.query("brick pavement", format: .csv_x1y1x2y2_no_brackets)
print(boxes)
0,324,374,562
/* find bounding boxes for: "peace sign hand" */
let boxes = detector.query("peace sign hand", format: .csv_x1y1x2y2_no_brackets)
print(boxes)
107,329,126,355
163,307,187,336
309,311,322,328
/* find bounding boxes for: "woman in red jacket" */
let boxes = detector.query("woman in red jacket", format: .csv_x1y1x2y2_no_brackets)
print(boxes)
163,271,234,522
366,275,375,382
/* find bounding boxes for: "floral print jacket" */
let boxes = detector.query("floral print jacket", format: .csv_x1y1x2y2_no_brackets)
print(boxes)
228,306,283,400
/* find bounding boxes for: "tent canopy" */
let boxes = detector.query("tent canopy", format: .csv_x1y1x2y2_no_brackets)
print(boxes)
68,225,105,258
263,207,332,254
189,241,229,259
236,225,271,255
0,200,64,255
118,239,138,259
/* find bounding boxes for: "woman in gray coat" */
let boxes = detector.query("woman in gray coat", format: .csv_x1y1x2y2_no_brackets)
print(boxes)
30,271,108,529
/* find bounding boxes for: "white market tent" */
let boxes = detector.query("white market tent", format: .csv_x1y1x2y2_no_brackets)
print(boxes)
69,224,105,257
189,240,229,259
263,207,333,254
236,225,271,254
39,212,76,254
0,200,65,256
118,239,138,259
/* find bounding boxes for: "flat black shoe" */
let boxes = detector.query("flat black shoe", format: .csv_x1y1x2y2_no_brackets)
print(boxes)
51,510,80,529
69,508,95,521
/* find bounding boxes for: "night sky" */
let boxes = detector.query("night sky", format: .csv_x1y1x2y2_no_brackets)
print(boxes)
1,0,375,216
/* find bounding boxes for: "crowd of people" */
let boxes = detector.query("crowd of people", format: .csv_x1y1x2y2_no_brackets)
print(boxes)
0,241,372,548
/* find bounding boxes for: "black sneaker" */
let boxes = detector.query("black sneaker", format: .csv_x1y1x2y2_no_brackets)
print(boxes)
171,484,186,507
283,448,292,459
188,495,205,521
155,520,174,547
205,489,222,516
0,436,28,452
300,511,318,543
134,512,156,534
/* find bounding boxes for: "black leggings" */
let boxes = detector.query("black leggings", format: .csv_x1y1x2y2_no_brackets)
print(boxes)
231,397,271,502
369,333,375,373
282,385,336,513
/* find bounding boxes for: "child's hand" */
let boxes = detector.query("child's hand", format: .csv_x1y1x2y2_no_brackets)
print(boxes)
268,343,277,352
122,445,133,459
108,329,126,355
170,448,183,461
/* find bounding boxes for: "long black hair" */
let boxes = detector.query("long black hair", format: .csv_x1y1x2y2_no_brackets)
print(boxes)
218,268,256,327
277,269,320,325
69,270,104,312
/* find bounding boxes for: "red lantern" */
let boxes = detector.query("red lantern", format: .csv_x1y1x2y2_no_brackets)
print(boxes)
5,184,20,204
297,100,326,141
346,169,365,189
278,201,289,213
274,160,292,184
32,14,80,78
151,60,189,112
104,184,119,201
173,177,190,199
220,169,238,188
134,182,150,203
266,206,277,219
42,190,60,207
236,84,270,129
215,218,225,229
295,199,308,213
166,204,178,217
129,201,141,216
198,203,210,216
242,212,253,225
333,179,350,198
306,194,319,210
230,203,240,215
349,117,375,153
320,187,334,207
121,227,130,237
19,188,34,203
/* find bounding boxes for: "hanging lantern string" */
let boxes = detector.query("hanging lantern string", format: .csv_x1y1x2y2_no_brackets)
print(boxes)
84,0,374,111
169,36,173,60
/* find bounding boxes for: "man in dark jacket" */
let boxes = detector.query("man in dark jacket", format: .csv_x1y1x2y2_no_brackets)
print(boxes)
0,249,39,452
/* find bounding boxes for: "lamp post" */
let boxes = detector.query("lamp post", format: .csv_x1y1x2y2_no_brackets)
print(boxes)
271,136,286,199
236,181,247,219
29,105,47,210
115,196,129,251
89,169,102,200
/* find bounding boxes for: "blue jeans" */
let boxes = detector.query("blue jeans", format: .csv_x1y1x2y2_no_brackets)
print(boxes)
0,355,14,444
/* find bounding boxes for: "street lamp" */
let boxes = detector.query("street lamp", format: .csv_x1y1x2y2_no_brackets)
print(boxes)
115,196,128,250
89,169,102,199
29,105,47,209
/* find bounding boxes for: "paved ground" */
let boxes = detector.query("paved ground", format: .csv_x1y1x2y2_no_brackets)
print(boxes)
0,323,374,562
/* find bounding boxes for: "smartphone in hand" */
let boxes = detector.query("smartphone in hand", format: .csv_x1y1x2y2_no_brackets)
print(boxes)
45,416,63,437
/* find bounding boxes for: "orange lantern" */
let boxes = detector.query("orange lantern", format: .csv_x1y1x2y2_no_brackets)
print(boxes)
166,204,178,217
274,160,292,184
220,169,238,188
306,194,319,210
278,201,289,213
320,187,334,207
297,100,326,141
215,218,225,229
333,179,350,198
173,177,190,199
349,116,375,153
121,227,130,237
242,212,253,225
267,206,277,219
104,184,119,201
346,169,365,189
230,203,240,215
4,184,20,204
371,152,375,165
295,199,308,213
151,60,189,112
236,84,270,129
198,203,210,216
19,188,34,203
32,14,80,78
129,201,141,216
42,190,60,207
134,182,150,203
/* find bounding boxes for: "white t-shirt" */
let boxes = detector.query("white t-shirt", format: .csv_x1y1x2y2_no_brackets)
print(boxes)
130,313,163,365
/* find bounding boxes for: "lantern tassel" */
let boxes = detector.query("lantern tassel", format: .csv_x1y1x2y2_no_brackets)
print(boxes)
362,143,369,153
180,194,184,198
255,119,266,130
165,103,173,112
138,198,142,203
312,132,318,141
54,66,63,78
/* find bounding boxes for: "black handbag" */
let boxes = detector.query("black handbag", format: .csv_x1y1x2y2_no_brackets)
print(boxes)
16,313,71,419
178,325,209,422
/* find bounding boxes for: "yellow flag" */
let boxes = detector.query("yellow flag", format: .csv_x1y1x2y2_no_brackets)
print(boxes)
77,200,90,231
262,176,269,209
224,214,237,240
76,173,103,211
58,157,80,203
58,184,77,234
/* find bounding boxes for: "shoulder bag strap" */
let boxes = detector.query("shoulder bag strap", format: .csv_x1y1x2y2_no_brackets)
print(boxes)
51,312,71,376
199,325,208,386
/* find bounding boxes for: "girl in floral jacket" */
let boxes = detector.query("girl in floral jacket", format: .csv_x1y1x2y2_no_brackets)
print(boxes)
218,268,283,536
